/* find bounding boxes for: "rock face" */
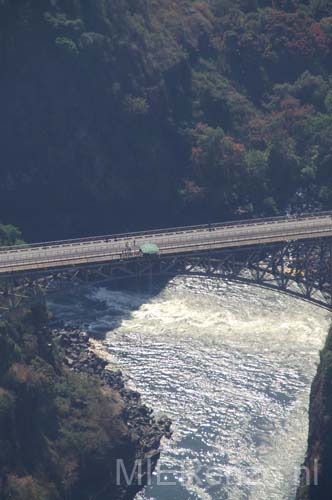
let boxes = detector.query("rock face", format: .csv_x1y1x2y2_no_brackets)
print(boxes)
0,305,171,500
52,326,172,499
297,328,332,500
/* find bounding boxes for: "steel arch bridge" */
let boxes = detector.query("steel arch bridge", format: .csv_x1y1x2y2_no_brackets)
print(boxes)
1,212,332,312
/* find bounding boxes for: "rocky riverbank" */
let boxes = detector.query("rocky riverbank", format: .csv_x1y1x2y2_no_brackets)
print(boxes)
52,325,172,497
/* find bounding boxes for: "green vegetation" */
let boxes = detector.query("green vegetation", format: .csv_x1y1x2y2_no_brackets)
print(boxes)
0,1,332,237
0,225,24,247
0,304,134,500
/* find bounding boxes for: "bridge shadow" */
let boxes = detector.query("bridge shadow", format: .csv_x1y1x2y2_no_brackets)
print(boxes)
47,275,172,339
47,267,331,338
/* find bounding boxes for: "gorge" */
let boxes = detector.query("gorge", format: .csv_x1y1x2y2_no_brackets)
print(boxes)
2,0,332,498
50,276,331,500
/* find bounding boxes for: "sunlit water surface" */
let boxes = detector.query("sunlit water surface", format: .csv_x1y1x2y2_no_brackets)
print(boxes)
49,277,330,500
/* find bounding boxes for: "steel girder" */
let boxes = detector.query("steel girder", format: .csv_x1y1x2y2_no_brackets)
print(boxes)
1,238,332,313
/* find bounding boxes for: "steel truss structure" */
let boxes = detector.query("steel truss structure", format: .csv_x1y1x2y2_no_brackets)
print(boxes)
1,237,332,312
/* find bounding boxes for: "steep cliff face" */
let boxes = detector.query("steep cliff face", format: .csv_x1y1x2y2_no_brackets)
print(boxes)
2,1,332,240
0,304,166,500
0,0,212,239
297,327,332,500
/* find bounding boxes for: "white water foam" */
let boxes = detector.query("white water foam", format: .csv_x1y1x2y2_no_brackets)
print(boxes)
50,277,330,500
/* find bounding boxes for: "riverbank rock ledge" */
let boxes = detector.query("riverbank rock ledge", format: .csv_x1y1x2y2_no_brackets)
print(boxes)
53,326,173,487
0,306,171,500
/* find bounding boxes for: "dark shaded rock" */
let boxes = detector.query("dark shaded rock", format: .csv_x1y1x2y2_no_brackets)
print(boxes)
297,327,332,500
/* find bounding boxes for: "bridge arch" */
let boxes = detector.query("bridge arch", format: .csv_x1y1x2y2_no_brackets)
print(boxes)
1,212,332,312
1,237,331,313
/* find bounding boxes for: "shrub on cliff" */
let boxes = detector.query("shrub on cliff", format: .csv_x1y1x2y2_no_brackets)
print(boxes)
0,304,134,500
0,225,24,247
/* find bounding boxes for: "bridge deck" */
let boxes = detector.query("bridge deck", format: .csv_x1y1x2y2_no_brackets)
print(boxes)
1,213,332,275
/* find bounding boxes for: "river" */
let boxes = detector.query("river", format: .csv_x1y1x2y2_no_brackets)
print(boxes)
49,276,330,500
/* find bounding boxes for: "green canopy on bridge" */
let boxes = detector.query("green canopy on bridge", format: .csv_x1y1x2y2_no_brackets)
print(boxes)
139,243,160,255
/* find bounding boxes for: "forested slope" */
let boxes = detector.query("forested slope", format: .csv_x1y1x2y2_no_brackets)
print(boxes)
0,304,161,500
1,0,332,239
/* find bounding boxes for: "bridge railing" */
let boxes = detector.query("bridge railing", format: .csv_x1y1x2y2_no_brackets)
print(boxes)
1,211,332,254
1,220,332,274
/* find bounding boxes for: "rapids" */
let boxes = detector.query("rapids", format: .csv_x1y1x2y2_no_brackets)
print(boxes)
49,277,330,500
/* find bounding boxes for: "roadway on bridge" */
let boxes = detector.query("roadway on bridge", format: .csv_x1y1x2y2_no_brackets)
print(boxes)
0,213,332,275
